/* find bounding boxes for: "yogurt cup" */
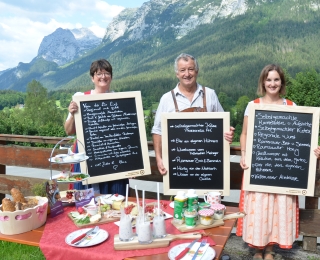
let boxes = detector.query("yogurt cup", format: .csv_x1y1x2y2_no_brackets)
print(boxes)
153,215,167,238
198,202,211,210
186,189,198,212
173,191,187,224
210,203,226,220
198,209,214,225
119,207,134,242
138,221,153,244
184,209,198,228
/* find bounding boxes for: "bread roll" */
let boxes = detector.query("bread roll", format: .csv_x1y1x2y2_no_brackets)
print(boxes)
2,198,16,212
21,203,38,210
27,197,39,205
10,188,27,203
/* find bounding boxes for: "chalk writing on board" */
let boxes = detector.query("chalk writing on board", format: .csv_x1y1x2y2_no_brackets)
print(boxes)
250,110,312,189
80,98,144,177
167,119,224,190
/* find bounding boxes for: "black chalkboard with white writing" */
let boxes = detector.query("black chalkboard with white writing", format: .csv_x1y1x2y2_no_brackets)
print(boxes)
79,97,144,177
167,118,224,190
250,110,312,189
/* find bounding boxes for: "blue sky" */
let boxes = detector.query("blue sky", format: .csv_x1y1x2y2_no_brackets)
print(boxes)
0,0,148,71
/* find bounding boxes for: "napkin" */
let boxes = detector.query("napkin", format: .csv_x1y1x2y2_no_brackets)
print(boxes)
181,242,209,260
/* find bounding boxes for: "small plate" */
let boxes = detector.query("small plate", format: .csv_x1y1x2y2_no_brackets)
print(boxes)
52,172,90,183
65,228,108,247
168,243,215,260
95,194,124,204
48,156,89,164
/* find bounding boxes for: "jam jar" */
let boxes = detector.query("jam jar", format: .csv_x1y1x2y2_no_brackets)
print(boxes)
210,203,226,220
198,209,214,225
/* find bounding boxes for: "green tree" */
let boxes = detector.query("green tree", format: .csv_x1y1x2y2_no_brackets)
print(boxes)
235,96,250,126
25,80,50,125
233,95,250,142
286,69,320,107
23,80,65,137
145,109,155,141
218,92,233,112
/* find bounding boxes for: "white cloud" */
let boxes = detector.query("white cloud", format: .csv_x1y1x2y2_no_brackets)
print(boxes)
0,0,126,71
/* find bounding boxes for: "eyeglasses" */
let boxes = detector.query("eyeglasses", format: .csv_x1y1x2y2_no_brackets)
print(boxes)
95,72,111,78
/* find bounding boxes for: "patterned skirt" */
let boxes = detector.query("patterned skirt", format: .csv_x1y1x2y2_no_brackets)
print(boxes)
236,177,299,249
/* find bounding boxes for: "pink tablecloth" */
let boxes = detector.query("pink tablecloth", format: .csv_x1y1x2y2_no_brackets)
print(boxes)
39,200,210,260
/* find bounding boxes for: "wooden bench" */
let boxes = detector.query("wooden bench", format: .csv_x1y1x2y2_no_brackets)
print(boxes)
0,134,319,251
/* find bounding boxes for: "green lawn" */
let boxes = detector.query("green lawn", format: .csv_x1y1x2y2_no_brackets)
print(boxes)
0,241,45,260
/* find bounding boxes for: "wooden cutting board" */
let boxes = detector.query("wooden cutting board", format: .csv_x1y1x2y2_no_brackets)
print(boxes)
114,232,202,250
171,219,224,232
68,213,120,228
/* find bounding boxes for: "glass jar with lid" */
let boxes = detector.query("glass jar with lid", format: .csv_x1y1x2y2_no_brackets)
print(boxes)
198,209,214,225
210,203,226,220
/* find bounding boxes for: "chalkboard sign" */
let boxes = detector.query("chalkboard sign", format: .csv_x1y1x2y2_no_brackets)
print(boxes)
243,104,319,196
162,112,230,196
73,91,151,184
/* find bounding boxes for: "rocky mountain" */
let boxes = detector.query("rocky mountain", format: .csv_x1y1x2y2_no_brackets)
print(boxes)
0,0,319,96
103,0,248,44
38,28,101,66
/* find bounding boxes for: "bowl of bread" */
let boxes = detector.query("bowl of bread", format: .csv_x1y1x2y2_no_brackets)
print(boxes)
0,188,48,235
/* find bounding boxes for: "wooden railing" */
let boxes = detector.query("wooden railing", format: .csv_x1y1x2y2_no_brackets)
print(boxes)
0,134,319,251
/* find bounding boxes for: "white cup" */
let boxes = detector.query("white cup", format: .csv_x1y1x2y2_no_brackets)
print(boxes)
204,191,221,204
84,205,98,215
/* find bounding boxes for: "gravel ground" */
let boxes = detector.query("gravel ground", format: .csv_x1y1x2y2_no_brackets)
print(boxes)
221,234,320,260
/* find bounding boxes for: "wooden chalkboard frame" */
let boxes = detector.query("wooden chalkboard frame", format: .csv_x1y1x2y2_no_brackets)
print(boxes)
73,91,151,184
162,112,230,196
243,103,319,196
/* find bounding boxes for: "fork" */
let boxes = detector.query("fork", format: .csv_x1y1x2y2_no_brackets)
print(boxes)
191,239,207,260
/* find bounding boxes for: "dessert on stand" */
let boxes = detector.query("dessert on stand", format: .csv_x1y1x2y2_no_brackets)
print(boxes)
48,138,90,188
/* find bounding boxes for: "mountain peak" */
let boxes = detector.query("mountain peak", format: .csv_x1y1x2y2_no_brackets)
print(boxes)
37,27,101,66
103,0,248,44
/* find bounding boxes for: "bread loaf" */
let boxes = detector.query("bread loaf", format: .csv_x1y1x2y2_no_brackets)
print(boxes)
10,188,27,203
2,198,16,212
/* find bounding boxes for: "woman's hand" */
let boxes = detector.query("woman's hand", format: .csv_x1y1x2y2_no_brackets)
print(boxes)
314,146,320,159
240,155,249,170
69,101,79,115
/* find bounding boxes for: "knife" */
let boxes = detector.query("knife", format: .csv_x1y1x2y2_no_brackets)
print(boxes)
70,227,96,244
175,238,199,260
82,229,101,245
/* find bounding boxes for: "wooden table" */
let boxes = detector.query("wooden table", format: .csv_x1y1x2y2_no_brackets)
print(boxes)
0,202,239,260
